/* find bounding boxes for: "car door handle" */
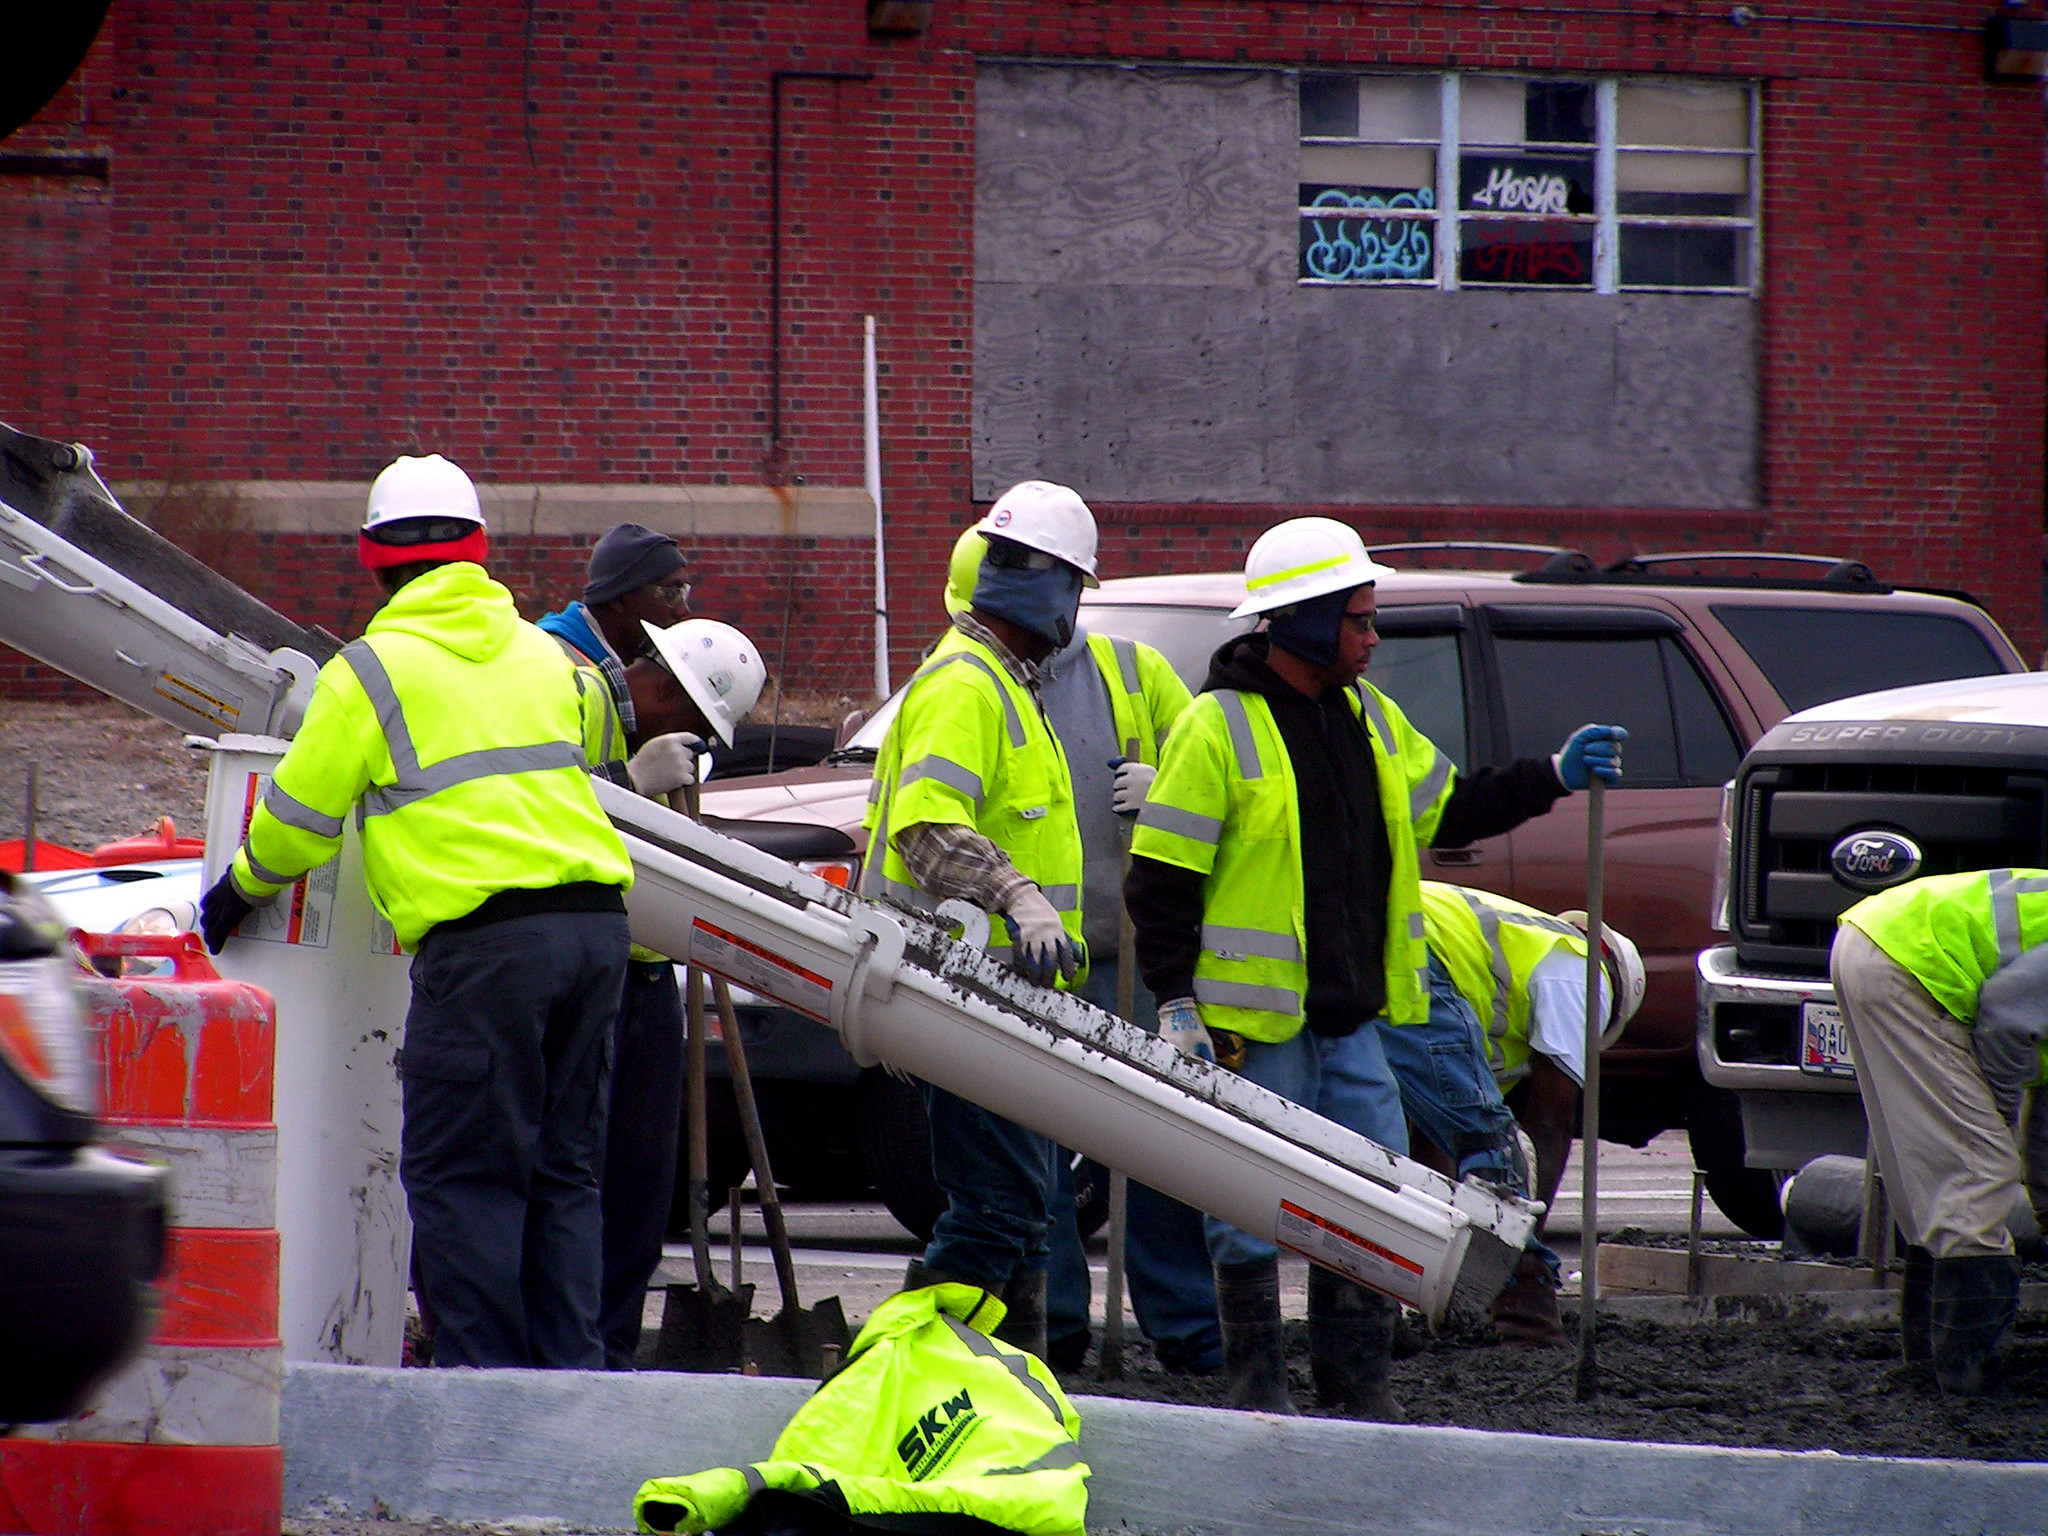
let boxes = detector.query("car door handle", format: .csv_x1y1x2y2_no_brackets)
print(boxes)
1429,848,1483,867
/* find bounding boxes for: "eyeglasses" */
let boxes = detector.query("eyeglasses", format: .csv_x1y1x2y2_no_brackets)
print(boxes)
983,537,1060,573
1339,609,1379,634
655,579,692,607
364,515,479,547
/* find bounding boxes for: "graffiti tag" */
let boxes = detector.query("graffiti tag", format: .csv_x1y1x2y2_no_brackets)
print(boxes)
1301,186,1434,282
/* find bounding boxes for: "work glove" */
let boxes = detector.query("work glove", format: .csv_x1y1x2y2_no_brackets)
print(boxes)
627,732,706,798
1001,883,1083,989
1552,723,1628,791
1157,996,1215,1063
1109,757,1156,817
198,869,257,955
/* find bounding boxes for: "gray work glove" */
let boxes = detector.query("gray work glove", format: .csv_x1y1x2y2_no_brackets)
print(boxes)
1109,757,1156,817
1157,996,1215,1063
627,732,706,798
1000,884,1082,989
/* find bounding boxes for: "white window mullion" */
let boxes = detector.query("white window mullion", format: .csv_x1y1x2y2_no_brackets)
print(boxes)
1594,77,1618,294
1438,73,1461,291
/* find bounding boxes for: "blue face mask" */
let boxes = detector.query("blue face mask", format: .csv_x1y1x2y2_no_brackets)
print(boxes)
1263,585,1357,668
973,557,1085,649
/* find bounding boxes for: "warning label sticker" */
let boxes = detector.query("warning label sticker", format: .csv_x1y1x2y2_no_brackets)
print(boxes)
690,918,833,1023
235,772,338,950
1275,1199,1425,1307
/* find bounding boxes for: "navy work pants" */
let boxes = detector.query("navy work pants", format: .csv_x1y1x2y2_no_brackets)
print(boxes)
598,959,686,1369
919,1080,1060,1290
400,908,630,1369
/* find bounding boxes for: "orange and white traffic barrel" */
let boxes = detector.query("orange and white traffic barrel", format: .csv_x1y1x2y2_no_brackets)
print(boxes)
1,931,282,1536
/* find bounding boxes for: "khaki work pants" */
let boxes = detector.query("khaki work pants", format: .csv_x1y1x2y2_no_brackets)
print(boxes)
1830,925,2025,1260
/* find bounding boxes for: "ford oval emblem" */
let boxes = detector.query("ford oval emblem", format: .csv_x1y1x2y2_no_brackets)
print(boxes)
1830,829,1923,892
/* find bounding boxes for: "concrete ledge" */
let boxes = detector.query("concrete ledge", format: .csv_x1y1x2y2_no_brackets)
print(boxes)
108,482,877,540
283,1363,2048,1536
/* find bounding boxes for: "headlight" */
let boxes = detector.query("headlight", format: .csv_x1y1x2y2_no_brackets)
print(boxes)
798,857,860,890
0,955,100,1117
116,907,185,938
1709,779,1735,933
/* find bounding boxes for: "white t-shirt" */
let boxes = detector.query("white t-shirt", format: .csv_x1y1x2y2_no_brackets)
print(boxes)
1523,946,1611,1087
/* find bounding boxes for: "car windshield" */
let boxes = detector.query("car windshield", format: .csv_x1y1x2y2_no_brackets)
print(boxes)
1709,605,2007,714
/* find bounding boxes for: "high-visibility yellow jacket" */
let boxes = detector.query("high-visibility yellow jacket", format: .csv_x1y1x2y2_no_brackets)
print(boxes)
230,562,632,950
861,627,1086,979
1084,631,1192,767
1130,680,1456,1039
634,1283,1089,1536
1842,868,2048,1086
1421,880,1588,1083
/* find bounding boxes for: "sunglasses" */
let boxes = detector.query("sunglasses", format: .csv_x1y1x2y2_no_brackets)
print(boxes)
364,515,478,547
1339,609,1379,634
983,537,1061,573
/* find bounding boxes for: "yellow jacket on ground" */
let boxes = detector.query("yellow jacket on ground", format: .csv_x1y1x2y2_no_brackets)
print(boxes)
1421,880,1588,1082
634,1283,1088,1536
230,561,632,950
862,626,1086,977
1130,679,1455,1039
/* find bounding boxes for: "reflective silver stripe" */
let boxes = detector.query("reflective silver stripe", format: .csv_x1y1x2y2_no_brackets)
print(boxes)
742,1466,767,1495
1986,869,2048,966
915,650,1025,749
1137,802,1222,845
1460,890,1514,1047
901,754,986,805
1041,884,1080,912
1213,690,1263,780
1201,922,1301,962
240,847,295,889
1194,977,1301,1016
867,778,884,804
1407,910,1426,940
342,640,418,772
361,742,588,817
989,1441,1085,1475
1409,749,1452,823
1111,636,1141,695
939,1313,1065,1425
262,783,343,839
1355,685,1397,756
1498,908,1583,939
572,666,616,768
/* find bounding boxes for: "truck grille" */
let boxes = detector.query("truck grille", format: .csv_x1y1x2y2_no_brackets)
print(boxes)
1733,763,2048,970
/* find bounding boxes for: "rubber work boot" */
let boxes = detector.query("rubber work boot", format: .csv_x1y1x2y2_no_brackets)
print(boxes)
1491,1251,1568,1349
1213,1257,1295,1414
994,1267,1048,1360
1899,1244,1933,1370
1306,1267,1405,1421
1929,1253,2020,1398
902,1258,970,1292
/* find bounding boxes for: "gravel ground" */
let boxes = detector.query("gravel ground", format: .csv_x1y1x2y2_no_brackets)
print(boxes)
0,700,210,852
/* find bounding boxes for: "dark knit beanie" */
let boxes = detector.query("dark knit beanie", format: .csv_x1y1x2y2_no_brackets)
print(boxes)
584,523,687,605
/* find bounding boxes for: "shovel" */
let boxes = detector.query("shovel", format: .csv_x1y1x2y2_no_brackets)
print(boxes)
1098,736,1142,1380
1574,776,1606,1403
660,780,849,1378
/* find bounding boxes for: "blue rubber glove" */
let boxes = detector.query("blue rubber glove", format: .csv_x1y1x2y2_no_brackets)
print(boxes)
1553,723,1627,790
1157,997,1215,1063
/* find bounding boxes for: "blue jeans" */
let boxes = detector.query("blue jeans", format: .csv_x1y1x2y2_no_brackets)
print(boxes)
1204,1018,1410,1270
919,1080,1060,1290
1377,954,1560,1278
1046,960,1222,1372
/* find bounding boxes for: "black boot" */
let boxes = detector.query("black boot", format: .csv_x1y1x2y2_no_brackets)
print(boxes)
1899,1245,1933,1370
994,1267,1048,1360
1213,1257,1294,1413
1929,1253,2020,1398
1307,1267,1405,1421
902,1258,965,1292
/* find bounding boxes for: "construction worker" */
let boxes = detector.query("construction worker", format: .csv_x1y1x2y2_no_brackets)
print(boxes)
1127,516,1625,1415
537,531,720,1371
937,528,1220,1375
196,454,634,1369
1404,881,1646,1343
861,482,1099,1358
1832,868,2048,1396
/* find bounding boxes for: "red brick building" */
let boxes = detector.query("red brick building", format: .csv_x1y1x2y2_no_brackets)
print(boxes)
2,1,2041,697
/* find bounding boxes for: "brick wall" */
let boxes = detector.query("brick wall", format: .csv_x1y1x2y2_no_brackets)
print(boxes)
0,1,2039,701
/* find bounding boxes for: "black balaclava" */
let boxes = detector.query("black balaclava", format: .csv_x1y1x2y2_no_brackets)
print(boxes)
1263,584,1360,668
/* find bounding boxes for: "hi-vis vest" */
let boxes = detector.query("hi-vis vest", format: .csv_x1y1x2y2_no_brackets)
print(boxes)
1131,680,1456,1040
1084,631,1192,768
634,1283,1088,1536
232,562,631,951
1421,881,1587,1083
861,627,1086,978
1843,867,2048,1085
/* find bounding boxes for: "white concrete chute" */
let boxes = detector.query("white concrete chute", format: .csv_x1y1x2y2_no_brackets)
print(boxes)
597,778,1538,1325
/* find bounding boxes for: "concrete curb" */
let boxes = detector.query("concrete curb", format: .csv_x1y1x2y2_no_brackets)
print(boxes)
283,1363,2048,1536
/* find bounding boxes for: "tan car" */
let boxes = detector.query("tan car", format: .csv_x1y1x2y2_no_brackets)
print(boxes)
700,547,2023,1238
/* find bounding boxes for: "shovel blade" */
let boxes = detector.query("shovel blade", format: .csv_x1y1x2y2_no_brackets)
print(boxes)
652,1280,755,1373
743,1294,852,1379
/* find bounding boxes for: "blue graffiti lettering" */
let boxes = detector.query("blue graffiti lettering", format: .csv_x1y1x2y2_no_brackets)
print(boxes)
1303,187,1434,282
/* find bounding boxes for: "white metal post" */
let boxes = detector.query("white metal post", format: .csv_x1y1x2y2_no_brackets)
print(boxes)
864,315,891,699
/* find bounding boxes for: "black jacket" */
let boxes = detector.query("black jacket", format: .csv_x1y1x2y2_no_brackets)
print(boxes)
1127,632,1567,1032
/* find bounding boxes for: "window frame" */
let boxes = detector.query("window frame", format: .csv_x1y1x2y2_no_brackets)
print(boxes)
1297,71,1760,296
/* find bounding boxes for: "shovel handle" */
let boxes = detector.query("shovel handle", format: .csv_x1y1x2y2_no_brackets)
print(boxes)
1574,776,1605,1402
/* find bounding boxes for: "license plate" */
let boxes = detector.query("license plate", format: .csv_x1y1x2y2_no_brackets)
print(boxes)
1800,1002,1856,1078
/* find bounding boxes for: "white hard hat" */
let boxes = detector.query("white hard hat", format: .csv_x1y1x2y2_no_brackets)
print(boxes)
974,481,1100,586
363,454,485,533
1559,912,1646,1048
1230,517,1396,620
641,618,766,748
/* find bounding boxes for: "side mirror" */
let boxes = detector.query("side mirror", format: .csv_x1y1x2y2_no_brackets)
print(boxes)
833,710,871,749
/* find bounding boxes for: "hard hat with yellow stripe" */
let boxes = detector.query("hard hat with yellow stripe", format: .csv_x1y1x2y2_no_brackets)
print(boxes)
1229,516,1396,620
